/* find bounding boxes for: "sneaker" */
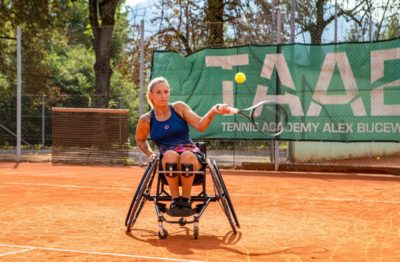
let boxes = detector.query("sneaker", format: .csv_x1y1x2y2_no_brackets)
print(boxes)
166,197,181,216
166,197,195,217
169,197,180,209
178,197,195,216
179,197,192,209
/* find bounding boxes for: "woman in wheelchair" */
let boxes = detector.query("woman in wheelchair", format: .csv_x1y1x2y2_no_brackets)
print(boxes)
135,77,230,217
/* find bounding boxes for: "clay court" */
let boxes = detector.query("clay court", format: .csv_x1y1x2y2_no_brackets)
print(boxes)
0,162,399,261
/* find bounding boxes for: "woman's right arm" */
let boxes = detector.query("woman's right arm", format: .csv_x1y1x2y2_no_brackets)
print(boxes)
135,113,156,160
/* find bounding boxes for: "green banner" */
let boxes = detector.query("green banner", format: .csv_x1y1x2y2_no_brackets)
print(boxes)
151,38,400,142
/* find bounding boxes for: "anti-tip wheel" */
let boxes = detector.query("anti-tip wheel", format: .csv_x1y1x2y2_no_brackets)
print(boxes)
194,227,199,240
158,228,168,240
179,217,186,226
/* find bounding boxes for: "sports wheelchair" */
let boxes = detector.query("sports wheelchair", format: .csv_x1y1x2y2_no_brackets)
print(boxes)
125,142,240,239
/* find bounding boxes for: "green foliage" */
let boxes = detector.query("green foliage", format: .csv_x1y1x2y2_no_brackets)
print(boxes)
384,16,400,39
43,33,95,95
0,0,140,147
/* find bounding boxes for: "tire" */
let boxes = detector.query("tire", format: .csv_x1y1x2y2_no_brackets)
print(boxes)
194,226,199,240
212,160,240,228
209,160,238,234
125,158,158,231
158,228,168,239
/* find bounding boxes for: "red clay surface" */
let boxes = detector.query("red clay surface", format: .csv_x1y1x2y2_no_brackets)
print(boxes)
0,162,399,261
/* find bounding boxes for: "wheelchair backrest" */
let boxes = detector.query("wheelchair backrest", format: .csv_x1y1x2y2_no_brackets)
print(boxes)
195,142,206,156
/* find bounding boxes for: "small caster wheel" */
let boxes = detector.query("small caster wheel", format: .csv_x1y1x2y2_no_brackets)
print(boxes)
193,227,199,240
179,217,186,226
158,228,168,239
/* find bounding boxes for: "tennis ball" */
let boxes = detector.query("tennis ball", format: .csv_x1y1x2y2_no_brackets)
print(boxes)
235,72,246,84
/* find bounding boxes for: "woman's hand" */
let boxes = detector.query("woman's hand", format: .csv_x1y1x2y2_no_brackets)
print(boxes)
147,153,157,163
213,104,232,114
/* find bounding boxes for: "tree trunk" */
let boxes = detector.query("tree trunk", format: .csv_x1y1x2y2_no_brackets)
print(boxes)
93,26,114,108
310,25,324,44
206,0,224,47
89,0,119,108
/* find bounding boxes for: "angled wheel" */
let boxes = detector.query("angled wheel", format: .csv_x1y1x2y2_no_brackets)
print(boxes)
209,159,239,234
125,158,158,232
211,160,240,228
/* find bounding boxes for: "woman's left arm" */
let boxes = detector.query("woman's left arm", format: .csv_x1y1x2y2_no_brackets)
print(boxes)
175,102,229,132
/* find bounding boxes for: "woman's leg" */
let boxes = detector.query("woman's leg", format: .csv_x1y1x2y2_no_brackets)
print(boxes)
179,151,202,199
161,150,180,199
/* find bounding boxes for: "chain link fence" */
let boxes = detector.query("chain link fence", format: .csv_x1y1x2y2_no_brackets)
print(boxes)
1,0,399,172
131,0,400,171
0,34,18,160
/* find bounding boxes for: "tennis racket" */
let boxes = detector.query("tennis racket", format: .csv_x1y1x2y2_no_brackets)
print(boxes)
224,100,288,136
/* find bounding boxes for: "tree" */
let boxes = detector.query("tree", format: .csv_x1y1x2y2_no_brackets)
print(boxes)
371,0,400,40
150,0,203,55
0,0,137,146
343,0,400,42
150,0,243,54
206,0,225,47
89,0,121,108
295,0,368,44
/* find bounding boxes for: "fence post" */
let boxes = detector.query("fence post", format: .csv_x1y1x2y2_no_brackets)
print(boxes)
290,0,295,43
273,10,282,171
16,27,22,162
139,19,145,165
288,0,296,163
369,5,373,42
271,0,276,44
139,19,145,116
334,0,338,43
42,95,46,147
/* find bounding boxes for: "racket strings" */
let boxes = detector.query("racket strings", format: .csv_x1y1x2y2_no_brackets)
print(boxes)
250,104,287,135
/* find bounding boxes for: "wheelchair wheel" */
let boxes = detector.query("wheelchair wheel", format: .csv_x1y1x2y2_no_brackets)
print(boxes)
158,228,168,240
211,160,240,228
125,158,158,232
209,160,239,234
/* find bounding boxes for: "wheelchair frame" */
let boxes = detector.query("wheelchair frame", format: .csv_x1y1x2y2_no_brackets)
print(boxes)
125,147,240,240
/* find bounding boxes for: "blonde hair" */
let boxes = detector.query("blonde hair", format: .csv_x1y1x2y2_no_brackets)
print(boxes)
146,77,170,108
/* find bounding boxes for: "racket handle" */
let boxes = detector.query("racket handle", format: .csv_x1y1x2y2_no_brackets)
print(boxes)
227,107,239,114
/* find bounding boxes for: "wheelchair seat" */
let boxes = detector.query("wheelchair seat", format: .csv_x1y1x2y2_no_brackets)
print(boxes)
125,142,239,240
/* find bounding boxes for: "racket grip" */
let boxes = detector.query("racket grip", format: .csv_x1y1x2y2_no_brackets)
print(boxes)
227,107,239,114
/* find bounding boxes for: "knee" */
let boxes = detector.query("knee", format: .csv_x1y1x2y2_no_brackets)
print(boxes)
163,150,179,161
179,151,196,163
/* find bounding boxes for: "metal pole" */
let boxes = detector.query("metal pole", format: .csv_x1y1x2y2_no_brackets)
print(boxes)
139,19,145,165
290,0,295,43
16,27,22,162
369,5,373,42
334,0,338,43
288,1,295,163
271,0,276,44
139,19,145,116
42,95,45,147
273,11,282,172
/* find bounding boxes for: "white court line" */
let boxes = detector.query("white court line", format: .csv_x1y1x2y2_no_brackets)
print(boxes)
3,182,131,191
231,193,400,204
0,243,204,262
3,182,399,205
0,247,34,257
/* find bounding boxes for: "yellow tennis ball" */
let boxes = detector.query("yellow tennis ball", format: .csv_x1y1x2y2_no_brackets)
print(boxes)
235,72,246,84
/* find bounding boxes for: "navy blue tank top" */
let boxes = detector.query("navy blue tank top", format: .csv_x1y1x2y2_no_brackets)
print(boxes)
150,105,197,154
